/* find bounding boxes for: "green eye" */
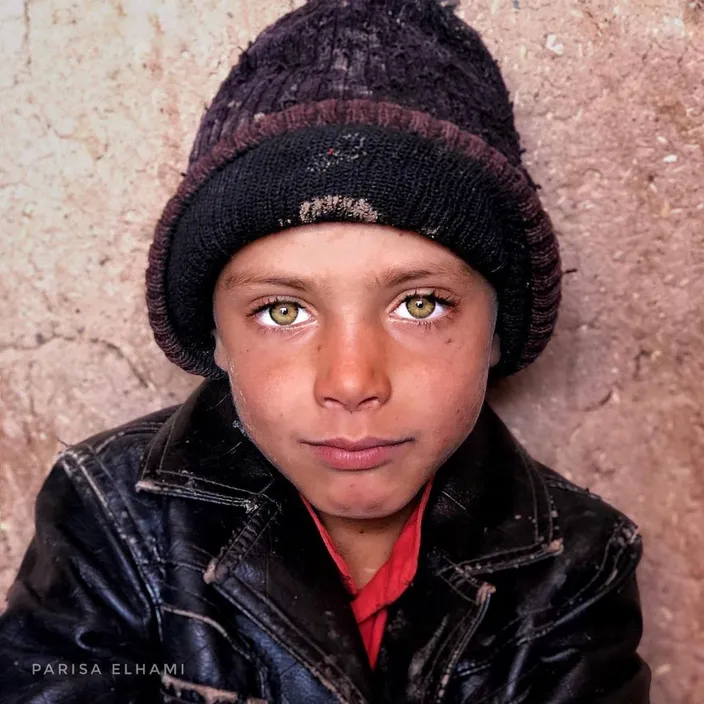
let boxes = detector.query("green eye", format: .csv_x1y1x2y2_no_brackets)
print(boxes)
269,303,299,325
405,295,436,319
252,299,313,329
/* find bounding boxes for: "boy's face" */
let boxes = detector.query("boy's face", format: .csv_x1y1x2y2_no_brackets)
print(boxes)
212,222,500,521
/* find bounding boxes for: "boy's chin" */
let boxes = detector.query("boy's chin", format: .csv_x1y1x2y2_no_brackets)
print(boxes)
315,487,419,521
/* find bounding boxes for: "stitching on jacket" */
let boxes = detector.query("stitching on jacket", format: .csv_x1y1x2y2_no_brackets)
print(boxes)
432,574,495,703
92,423,166,455
156,411,179,474
484,520,635,642
159,588,270,693
159,603,258,667
204,505,275,583
58,448,164,643
452,520,642,676
545,479,641,540
161,558,211,573
445,539,561,577
553,518,637,613
67,443,164,570
441,565,489,604
543,477,603,501
220,575,368,704
431,606,483,702
439,455,558,577
438,539,556,576
155,468,266,497
513,527,639,647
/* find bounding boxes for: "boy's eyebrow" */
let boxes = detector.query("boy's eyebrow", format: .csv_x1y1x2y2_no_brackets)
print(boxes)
222,273,310,291
222,262,473,291
372,263,474,288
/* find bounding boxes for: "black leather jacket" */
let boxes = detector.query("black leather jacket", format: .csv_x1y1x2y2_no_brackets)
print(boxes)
0,378,651,703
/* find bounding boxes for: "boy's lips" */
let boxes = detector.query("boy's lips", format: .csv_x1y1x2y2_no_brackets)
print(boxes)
303,437,413,471
308,436,408,451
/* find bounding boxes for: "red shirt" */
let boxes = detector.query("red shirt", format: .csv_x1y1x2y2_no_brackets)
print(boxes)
300,480,434,669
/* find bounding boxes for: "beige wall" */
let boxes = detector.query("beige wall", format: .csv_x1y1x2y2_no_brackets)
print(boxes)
1,1,702,701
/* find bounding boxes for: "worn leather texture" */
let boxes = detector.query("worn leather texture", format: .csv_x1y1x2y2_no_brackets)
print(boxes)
0,377,651,703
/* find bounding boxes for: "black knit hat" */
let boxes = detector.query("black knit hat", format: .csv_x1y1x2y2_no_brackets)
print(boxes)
146,0,561,378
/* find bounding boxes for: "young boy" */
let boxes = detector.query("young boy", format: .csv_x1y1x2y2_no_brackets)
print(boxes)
0,0,651,702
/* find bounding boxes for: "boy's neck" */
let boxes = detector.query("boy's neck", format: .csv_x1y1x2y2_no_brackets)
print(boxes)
319,495,421,590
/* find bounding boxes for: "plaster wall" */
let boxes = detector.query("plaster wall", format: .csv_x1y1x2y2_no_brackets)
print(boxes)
1,1,702,701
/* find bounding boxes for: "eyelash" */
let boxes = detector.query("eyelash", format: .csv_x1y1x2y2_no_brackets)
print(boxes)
247,289,459,332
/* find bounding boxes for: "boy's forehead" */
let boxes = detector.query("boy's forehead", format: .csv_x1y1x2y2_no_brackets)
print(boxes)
218,223,478,291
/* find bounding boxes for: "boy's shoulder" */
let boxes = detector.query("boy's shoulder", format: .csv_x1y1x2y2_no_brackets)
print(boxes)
489,460,644,636
51,379,267,515
73,402,180,451
537,462,641,557
54,400,180,487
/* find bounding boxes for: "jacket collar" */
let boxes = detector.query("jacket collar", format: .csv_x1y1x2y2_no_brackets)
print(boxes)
136,378,563,702
136,377,276,508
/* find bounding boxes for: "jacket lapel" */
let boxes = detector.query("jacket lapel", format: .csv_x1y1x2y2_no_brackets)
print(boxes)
136,378,273,507
424,402,563,574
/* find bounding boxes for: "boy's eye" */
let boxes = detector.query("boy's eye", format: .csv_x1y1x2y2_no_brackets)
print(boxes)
256,302,312,327
394,294,446,321
400,295,436,320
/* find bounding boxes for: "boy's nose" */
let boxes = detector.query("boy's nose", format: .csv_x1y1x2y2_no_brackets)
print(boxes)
313,324,392,412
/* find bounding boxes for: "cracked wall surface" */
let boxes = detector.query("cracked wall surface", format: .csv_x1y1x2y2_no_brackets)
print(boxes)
0,1,702,701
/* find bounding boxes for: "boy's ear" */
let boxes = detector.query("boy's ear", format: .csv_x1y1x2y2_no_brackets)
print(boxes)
490,333,501,367
212,329,228,373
